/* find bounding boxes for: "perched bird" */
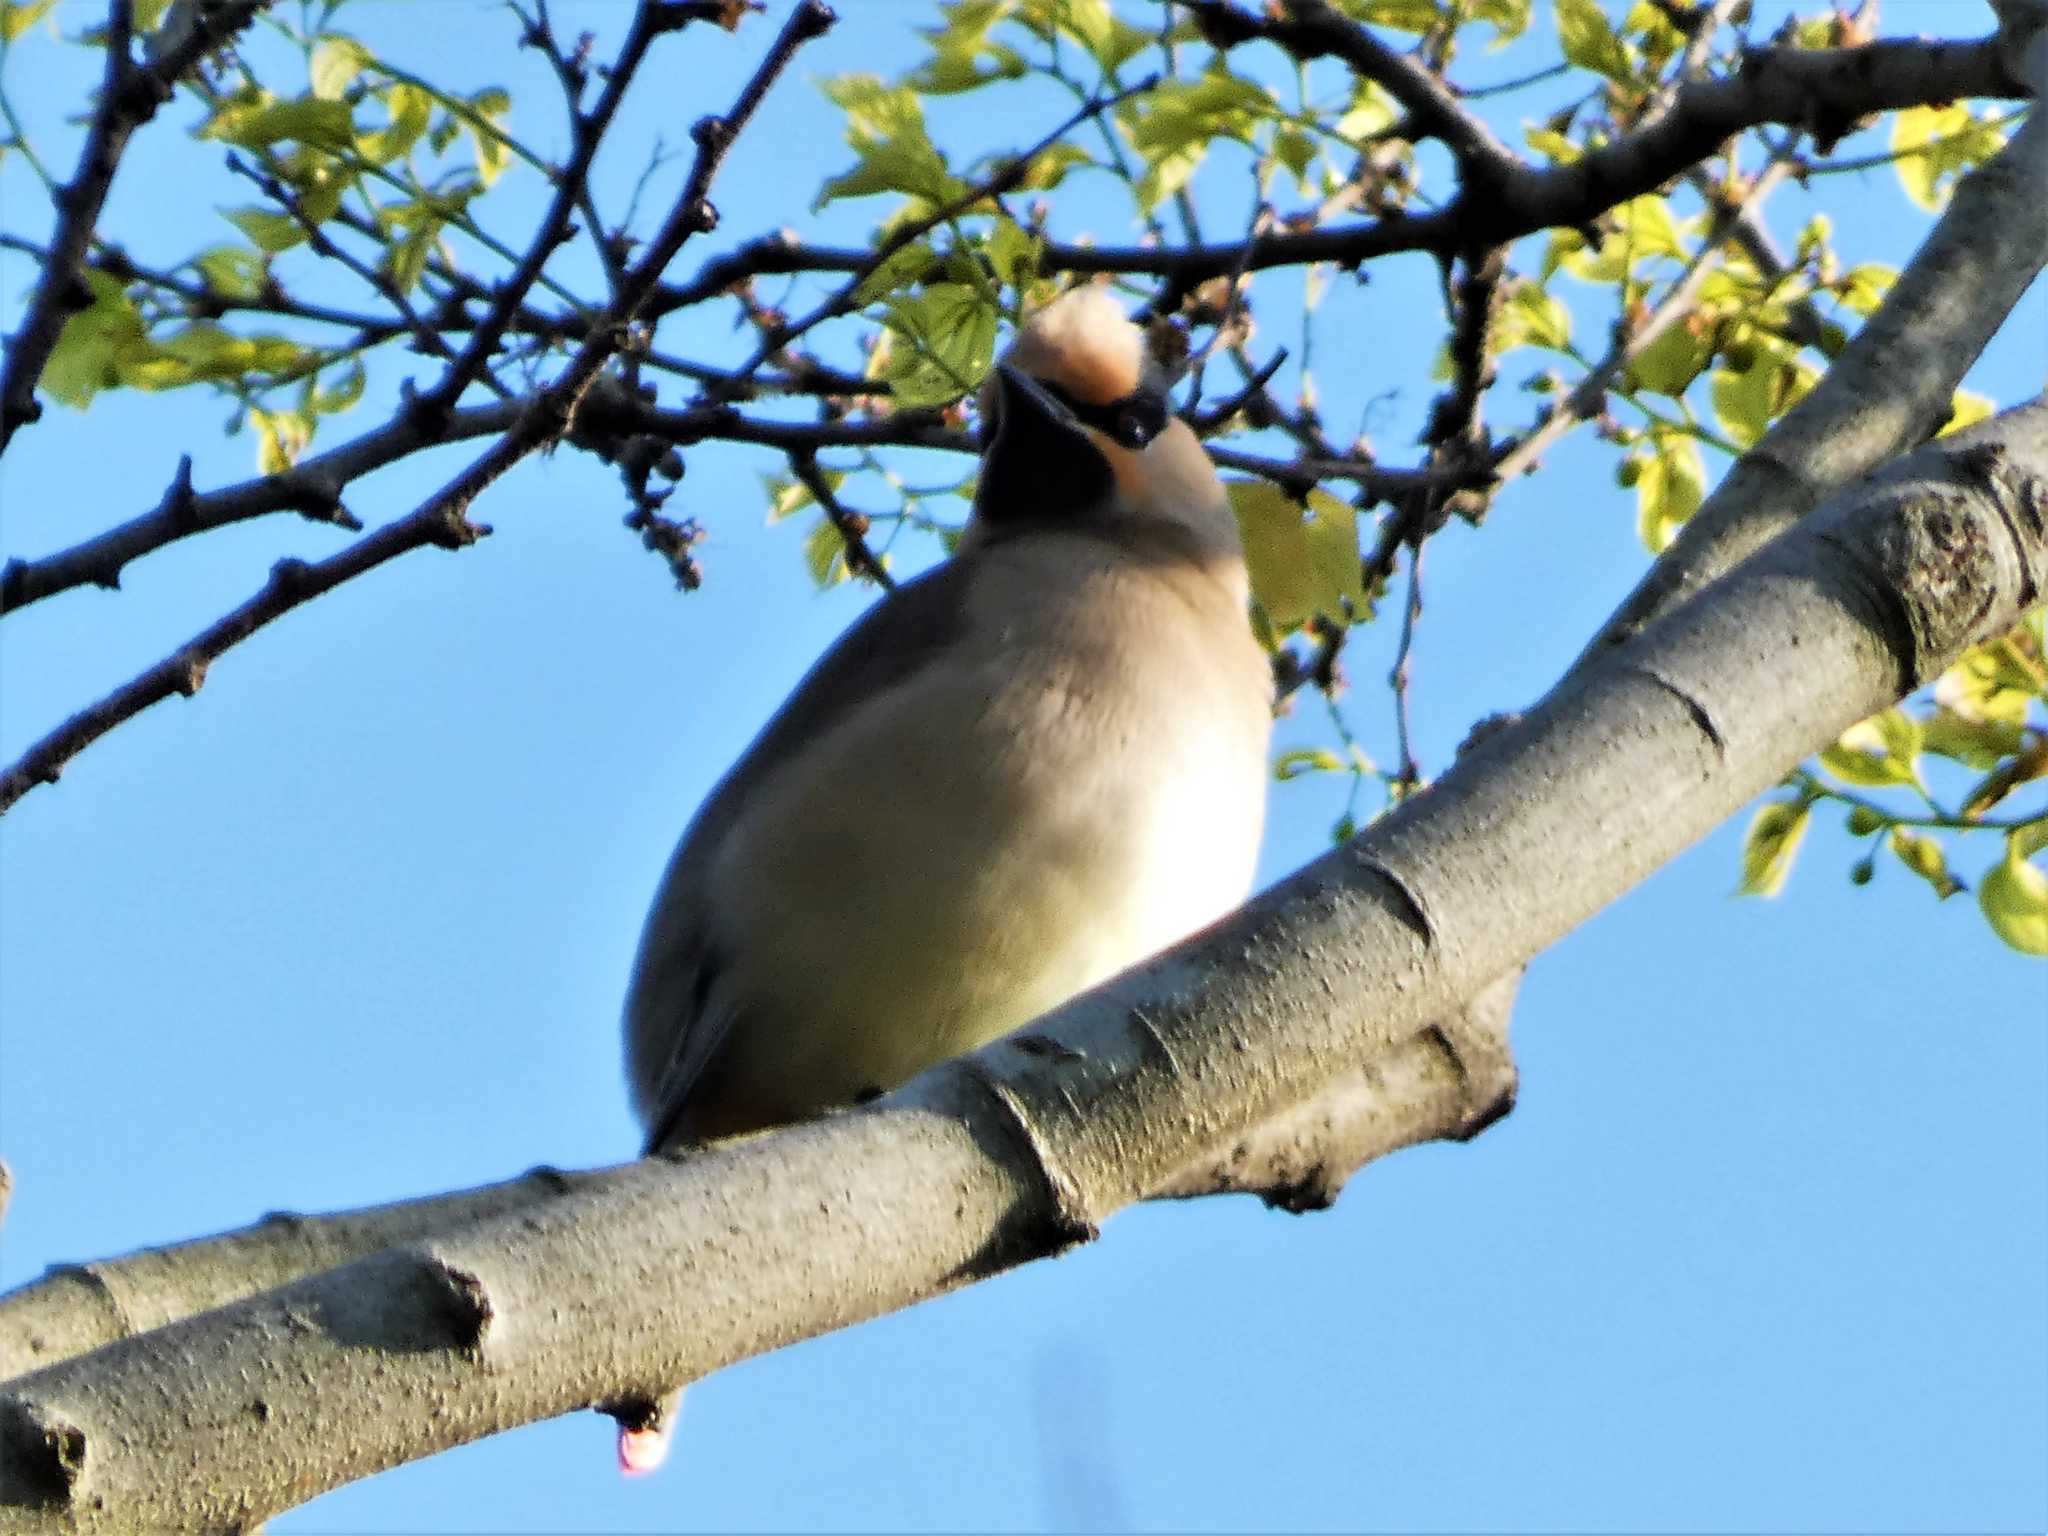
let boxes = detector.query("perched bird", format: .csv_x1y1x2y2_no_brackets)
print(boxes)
615,285,1273,1472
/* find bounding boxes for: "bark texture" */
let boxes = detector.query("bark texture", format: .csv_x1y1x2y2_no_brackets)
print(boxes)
2,397,2042,1531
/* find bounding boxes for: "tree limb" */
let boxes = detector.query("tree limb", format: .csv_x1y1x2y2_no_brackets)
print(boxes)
3,394,2041,1528
1580,2,2048,660
1184,0,1521,184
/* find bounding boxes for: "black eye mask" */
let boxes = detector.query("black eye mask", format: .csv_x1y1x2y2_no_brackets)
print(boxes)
1044,380,1172,449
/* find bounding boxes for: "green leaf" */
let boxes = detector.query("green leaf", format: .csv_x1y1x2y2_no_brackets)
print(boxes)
1524,126,1581,164
1472,0,1532,41
1935,638,2037,730
816,74,964,210
1556,0,1634,81
1614,195,1684,261
801,515,851,588
1272,125,1318,191
193,245,267,302
358,81,433,164
1046,0,1151,73
223,207,308,253
1710,354,1774,449
1888,827,1962,899
1621,0,1685,63
1739,797,1810,897
908,1,1028,94
1979,831,2048,955
1940,388,1995,437
1334,81,1395,143
1891,102,2008,211
1340,0,1445,33
120,323,311,389
1624,318,1711,396
1709,344,1815,450
1820,709,1924,789
1010,139,1091,193
461,87,514,188
310,35,373,100
1122,68,1275,212
984,218,1043,291
38,270,143,408
306,357,366,415
1892,103,1950,210
202,93,356,152
0,0,56,41
1633,431,1703,553
879,283,997,407
1274,748,1346,781
1227,481,1361,630
852,240,938,306
1302,488,1365,612
1921,707,2027,769
760,473,816,525
250,406,313,474
385,224,436,295
1835,263,1894,317
1493,280,1570,353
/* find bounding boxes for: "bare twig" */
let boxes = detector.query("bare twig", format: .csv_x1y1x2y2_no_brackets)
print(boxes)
0,402,526,614
0,0,836,816
1494,158,1799,488
419,0,730,421
789,449,894,587
1388,541,1425,794
705,74,1156,393
0,0,271,452
1048,31,2024,290
1186,0,1521,185
222,151,490,385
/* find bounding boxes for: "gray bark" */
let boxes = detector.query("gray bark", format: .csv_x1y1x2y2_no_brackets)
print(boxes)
3,393,2042,1531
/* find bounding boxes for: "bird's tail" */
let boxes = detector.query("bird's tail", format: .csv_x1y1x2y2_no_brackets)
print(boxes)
609,1386,686,1477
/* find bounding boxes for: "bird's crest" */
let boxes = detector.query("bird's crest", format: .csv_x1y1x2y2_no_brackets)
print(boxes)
1005,286,1147,406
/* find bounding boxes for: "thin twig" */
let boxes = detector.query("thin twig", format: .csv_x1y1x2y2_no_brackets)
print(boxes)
1388,541,1425,795
790,450,894,588
706,74,1157,394
419,0,722,422
1493,157,1798,487
0,0,271,452
0,0,836,815
1185,0,1521,187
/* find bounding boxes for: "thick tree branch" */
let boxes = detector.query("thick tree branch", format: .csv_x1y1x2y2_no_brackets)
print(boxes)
0,1,834,815
3,397,2041,1528
0,1169,592,1382
1185,0,1521,182
1582,8,2048,661
0,0,271,454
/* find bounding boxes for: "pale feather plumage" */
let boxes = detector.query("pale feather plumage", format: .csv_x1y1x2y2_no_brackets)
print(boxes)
614,283,1272,1471
624,287,1268,1147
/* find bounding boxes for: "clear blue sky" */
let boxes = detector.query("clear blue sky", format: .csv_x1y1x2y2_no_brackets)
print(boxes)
1,2,2042,1530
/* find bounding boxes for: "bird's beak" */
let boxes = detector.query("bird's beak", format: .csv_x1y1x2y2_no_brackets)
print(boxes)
991,361,1079,441
974,361,1115,530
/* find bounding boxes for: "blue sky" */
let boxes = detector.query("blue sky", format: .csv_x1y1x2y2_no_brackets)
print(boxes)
0,1,2042,1530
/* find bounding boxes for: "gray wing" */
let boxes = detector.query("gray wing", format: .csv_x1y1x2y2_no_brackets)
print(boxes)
624,556,977,1153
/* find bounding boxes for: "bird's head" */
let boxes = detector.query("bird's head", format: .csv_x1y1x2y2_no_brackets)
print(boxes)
963,287,1240,574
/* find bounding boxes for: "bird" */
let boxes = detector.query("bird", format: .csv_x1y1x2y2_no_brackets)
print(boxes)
613,284,1273,1473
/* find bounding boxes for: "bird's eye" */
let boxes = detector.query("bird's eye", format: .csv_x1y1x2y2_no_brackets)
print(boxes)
1110,390,1169,449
